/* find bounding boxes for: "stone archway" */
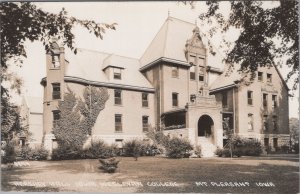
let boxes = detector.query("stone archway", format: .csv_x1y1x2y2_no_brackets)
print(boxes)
198,115,214,137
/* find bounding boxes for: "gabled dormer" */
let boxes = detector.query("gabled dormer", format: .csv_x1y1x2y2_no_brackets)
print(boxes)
102,54,125,80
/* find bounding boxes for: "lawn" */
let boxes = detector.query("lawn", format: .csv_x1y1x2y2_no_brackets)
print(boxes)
1,155,299,193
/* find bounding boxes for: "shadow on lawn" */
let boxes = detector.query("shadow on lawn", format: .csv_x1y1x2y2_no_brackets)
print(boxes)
1,167,59,192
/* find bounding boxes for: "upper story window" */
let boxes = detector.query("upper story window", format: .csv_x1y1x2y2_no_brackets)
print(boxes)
258,72,263,82
172,93,178,107
222,91,228,108
248,113,254,131
190,65,196,80
52,54,60,68
142,116,149,132
199,66,204,82
142,93,149,107
115,114,122,132
263,93,268,107
114,89,122,105
172,66,179,78
247,91,253,105
52,83,61,100
53,110,60,121
272,95,277,108
267,73,272,83
113,68,122,80
263,115,268,131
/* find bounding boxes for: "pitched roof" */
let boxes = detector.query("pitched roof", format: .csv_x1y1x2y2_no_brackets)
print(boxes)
65,49,154,90
24,96,43,113
140,17,225,70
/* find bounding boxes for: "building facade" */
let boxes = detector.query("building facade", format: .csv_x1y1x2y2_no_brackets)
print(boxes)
41,17,290,156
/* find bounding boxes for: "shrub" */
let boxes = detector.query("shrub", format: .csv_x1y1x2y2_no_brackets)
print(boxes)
30,147,49,160
293,143,299,153
194,145,202,158
165,137,193,159
280,144,290,153
99,157,120,173
216,137,262,157
1,141,17,164
52,143,82,160
123,139,143,158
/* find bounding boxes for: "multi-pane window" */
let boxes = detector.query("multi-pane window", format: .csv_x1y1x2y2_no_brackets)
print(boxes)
267,73,272,83
247,91,253,105
114,89,122,105
172,93,178,107
272,95,277,108
258,72,263,81
273,138,278,148
142,93,148,107
113,68,122,80
263,115,268,131
115,139,123,148
263,93,268,107
190,65,196,80
248,113,254,131
53,110,60,121
52,55,60,68
272,116,278,131
199,66,204,82
115,114,122,132
172,66,179,78
142,116,149,132
222,91,228,108
52,83,61,100
264,138,269,147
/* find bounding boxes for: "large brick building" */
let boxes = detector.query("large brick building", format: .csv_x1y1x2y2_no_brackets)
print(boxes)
41,17,290,156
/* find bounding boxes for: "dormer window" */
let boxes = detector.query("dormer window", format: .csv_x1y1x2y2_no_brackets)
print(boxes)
113,68,122,80
52,54,60,68
172,66,179,78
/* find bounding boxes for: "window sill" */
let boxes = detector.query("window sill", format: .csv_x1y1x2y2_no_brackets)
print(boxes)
114,104,123,107
114,131,123,133
142,106,149,109
49,67,60,70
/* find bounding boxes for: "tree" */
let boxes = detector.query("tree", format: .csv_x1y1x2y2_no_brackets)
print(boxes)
188,1,298,90
53,86,109,150
289,117,299,144
0,2,116,141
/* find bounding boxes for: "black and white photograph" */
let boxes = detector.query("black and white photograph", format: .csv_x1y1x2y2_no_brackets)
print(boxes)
1,1,299,193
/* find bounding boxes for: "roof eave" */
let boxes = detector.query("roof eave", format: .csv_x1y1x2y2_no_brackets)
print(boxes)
140,57,190,72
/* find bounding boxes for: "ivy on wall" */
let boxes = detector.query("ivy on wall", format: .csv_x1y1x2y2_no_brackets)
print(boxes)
53,86,109,149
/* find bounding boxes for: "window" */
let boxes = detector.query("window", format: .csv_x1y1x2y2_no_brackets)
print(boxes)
113,68,122,80
142,116,149,132
199,66,204,82
190,94,196,103
273,138,278,148
52,83,61,100
115,114,122,132
263,93,268,107
258,72,263,81
114,89,122,105
142,93,149,107
248,113,253,131
172,93,178,107
247,91,253,105
172,66,179,78
267,74,272,83
115,139,123,148
272,95,277,108
190,65,195,80
272,116,278,131
263,115,268,131
264,138,269,147
53,110,60,121
222,91,228,108
52,55,60,68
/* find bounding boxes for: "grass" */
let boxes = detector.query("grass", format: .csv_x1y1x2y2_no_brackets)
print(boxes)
1,155,299,193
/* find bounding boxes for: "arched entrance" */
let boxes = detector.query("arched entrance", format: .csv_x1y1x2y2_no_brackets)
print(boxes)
198,115,214,137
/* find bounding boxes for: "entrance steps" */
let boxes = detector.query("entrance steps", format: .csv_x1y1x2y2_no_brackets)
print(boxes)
197,137,217,157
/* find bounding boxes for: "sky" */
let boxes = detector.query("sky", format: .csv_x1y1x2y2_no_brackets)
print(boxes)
8,1,299,118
